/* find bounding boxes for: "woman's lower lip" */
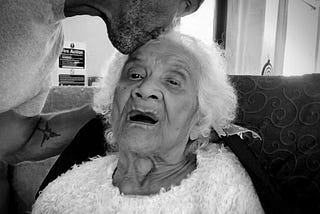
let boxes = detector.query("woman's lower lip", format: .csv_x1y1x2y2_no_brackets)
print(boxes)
127,120,159,128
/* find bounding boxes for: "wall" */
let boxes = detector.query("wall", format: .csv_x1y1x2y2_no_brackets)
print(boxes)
283,0,320,75
62,16,115,77
180,0,215,44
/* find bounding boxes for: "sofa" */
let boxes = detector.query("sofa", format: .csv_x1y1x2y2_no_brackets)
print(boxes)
232,74,320,213
7,74,320,214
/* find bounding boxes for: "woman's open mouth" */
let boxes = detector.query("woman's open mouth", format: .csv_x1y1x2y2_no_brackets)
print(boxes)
127,110,159,125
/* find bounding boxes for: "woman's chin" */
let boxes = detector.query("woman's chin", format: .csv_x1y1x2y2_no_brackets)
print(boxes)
117,130,159,153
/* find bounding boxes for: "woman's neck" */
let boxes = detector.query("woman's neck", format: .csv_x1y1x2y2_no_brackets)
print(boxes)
112,151,197,195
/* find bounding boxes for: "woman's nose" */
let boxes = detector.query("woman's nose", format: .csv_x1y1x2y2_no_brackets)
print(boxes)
132,80,163,101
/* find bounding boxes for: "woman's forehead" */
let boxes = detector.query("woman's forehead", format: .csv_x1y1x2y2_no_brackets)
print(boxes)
130,39,199,66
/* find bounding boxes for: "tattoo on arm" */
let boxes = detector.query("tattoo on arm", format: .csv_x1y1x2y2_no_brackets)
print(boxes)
37,120,61,147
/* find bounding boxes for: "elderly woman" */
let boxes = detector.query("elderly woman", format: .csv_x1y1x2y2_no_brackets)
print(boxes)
32,32,264,213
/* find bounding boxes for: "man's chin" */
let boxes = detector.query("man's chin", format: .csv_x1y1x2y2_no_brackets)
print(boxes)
107,27,161,54
107,31,141,54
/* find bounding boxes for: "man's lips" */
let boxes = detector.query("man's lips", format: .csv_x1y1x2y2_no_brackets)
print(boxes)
127,110,159,125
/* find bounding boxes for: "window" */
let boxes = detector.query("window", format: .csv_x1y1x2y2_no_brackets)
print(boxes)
225,0,320,76
180,0,214,44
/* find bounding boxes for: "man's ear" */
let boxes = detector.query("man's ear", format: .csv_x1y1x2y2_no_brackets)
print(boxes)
180,0,205,17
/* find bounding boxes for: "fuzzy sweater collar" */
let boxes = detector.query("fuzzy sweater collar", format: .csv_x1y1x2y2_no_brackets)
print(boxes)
33,144,264,214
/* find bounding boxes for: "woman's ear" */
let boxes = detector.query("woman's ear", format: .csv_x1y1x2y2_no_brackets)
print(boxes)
189,112,201,140
189,127,199,140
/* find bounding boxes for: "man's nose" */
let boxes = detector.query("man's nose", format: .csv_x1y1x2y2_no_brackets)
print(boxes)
132,79,163,101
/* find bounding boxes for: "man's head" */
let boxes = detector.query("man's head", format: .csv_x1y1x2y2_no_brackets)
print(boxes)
64,0,204,54
106,0,204,54
94,31,237,155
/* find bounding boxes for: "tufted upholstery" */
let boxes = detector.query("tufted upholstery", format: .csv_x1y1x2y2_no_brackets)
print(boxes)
8,74,320,213
230,74,320,213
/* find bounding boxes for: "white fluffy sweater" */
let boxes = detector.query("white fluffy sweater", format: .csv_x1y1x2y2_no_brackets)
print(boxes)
0,0,65,116
32,144,264,214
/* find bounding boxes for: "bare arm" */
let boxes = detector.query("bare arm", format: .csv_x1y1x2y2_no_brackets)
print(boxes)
0,104,97,164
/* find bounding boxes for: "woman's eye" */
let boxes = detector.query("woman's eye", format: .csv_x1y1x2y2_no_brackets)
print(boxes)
167,79,180,87
129,73,143,80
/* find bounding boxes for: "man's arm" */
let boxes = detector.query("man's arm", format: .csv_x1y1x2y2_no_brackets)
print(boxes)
0,104,97,164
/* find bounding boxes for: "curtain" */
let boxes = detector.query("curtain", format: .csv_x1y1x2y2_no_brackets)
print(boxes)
225,0,268,75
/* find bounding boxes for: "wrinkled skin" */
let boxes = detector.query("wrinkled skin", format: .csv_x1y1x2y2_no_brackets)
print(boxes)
110,38,201,195
64,0,204,54
111,40,200,156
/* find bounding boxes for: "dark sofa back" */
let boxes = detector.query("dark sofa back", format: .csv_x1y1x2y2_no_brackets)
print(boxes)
230,74,320,212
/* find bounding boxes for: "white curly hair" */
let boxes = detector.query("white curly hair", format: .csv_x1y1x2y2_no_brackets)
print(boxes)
94,31,237,139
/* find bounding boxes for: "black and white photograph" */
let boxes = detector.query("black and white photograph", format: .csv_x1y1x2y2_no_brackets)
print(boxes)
1,0,320,213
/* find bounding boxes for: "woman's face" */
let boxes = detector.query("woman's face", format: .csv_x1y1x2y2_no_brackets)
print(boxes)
111,40,200,158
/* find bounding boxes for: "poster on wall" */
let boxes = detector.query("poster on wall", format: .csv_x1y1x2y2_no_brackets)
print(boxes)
59,46,85,69
51,41,87,86
58,74,85,86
